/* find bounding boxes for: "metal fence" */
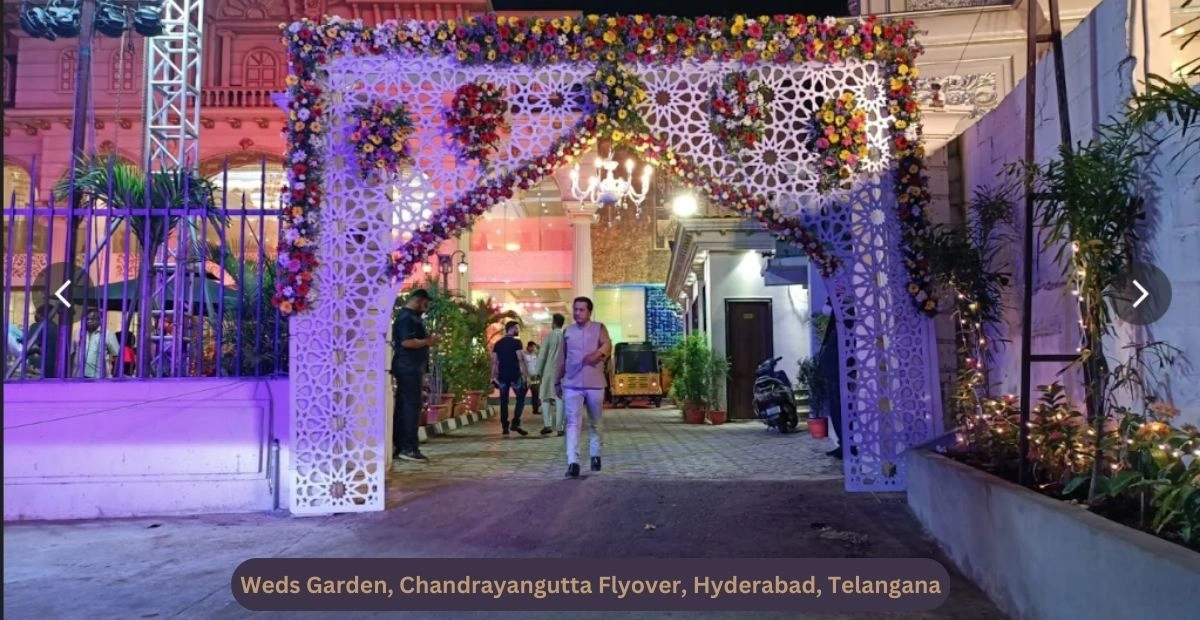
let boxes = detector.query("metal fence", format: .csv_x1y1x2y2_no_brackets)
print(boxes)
2,155,287,382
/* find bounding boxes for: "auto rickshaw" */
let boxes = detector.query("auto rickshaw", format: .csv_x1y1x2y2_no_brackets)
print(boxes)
608,342,664,408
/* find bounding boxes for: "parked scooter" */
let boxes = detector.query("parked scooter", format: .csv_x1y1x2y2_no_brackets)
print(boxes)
752,357,800,433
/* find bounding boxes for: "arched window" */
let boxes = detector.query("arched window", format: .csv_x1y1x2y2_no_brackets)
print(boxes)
2,163,48,254
110,48,136,92
58,50,76,92
204,155,285,262
243,49,279,89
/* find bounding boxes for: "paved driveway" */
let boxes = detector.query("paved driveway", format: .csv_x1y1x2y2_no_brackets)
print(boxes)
3,407,1006,619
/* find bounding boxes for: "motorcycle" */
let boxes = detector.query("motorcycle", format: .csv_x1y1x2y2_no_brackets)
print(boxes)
752,357,800,434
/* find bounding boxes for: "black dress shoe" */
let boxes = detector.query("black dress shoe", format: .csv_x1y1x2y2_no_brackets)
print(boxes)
565,463,580,478
591,457,601,472
540,427,553,435
557,430,564,437
514,427,529,436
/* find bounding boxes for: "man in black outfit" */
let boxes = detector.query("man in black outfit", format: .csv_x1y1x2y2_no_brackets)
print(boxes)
391,289,439,465
492,321,530,436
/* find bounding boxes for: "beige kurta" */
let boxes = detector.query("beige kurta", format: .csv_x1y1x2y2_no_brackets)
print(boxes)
533,327,564,401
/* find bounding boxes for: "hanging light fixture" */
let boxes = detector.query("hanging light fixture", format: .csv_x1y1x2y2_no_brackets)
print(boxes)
132,2,163,37
94,1,128,38
569,146,652,218
19,3,56,40
47,0,82,38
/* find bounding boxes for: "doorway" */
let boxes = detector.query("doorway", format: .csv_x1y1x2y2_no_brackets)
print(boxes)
725,299,773,420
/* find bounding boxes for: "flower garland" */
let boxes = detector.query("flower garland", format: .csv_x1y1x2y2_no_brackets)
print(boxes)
445,81,510,164
277,14,931,316
807,90,869,193
709,71,771,158
582,62,649,143
349,100,415,180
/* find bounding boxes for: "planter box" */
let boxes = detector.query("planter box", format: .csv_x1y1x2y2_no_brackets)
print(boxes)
907,450,1200,620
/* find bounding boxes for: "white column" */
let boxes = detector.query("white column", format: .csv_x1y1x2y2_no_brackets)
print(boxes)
565,201,599,302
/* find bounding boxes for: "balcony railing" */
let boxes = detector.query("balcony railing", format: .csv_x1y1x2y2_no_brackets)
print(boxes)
856,0,1013,14
201,87,280,109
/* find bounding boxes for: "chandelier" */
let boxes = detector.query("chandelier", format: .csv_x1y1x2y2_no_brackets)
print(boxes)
569,147,653,221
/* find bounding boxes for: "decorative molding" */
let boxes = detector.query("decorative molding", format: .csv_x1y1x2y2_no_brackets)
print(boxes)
914,73,1000,118
908,0,1013,9
201,117,216,129
239,137,256,150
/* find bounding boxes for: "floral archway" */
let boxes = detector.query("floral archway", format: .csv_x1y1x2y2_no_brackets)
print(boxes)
279,13,942,515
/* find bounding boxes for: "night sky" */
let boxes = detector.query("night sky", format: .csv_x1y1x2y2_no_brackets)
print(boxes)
489,1,851,18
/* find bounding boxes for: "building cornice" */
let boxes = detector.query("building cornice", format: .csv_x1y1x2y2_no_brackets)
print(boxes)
665,217,775,300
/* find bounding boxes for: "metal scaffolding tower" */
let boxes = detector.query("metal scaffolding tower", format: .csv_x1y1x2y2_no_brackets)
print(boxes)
141,0,206,376
142,0,203,172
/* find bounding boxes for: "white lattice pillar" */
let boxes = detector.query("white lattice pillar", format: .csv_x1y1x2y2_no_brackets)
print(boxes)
566,201,599,301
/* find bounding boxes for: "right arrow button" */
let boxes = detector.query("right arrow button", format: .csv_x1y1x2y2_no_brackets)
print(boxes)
1113,263,1172,326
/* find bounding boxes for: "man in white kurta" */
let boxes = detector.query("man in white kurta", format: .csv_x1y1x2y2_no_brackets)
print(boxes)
533,313,566,435
556,297,613,478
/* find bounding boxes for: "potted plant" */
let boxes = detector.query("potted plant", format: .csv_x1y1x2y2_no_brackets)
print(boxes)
671,333,711,424
706,350,731,425
797,357,830,436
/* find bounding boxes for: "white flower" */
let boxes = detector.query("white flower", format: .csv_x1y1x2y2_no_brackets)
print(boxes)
558,34,568,45
823,17,838,28
709,28,722,38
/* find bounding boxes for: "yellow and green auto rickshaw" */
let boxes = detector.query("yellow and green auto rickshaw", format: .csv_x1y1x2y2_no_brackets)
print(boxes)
608,342,664,408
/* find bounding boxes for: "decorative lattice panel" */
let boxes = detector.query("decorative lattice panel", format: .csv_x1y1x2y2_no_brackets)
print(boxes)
290,46,941,514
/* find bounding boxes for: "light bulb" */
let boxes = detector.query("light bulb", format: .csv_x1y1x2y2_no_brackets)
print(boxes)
422,262,432,274
458,261,468,274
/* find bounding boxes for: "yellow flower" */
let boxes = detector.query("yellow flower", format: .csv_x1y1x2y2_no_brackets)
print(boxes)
508,16,519,27
606,51,617,61
734,15,745,25
286,75,299,86
457,51,467,61
807,15,816,23
487,50,497,61
822,111,835,123
515,32,526,43
310,122,320,133
614,87,625,98
391,142,405,152
911,67,921,78
839,150,850,160
292,207,303,218
437,30,447,41
606,75,617,87
603,30,617,44
813,40,823,52
712,40,725,51
898,64,909,75
890,78,903,91
376,159,385,168
634,15,644,24
597,113,608,124
295,121,306,131
642,27,654,40
592,92,604,104
363,144,375,153
370,134,383,145
746,39,758,49
279,300,293,314
531,24,542,35
295,237,309,247
618,109,628,119
666,33,678,44
873,25,882,35
612,130,625,142
606,16,617,27
731,23,744,36
758,15,769,24
895,119,908,129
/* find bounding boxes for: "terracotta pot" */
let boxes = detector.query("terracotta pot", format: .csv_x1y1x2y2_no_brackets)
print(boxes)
708,409,727,425
683,402,706,424
464,390,484,411
425,404,446,425
807,417,829,438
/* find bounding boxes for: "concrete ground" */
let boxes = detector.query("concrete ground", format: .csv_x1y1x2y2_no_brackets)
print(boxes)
3,407,1006,619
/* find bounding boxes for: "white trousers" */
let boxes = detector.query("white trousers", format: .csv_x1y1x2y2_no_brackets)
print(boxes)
541,396,565,431
564,388,604,465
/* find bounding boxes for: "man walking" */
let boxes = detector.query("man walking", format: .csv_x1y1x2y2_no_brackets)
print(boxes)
556,297,612,478
492,321,529,436
534,313,566,436
391,289,438,465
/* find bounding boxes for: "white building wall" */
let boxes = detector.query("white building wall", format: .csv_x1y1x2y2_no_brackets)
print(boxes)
706,251,812,410
961,0,1200,426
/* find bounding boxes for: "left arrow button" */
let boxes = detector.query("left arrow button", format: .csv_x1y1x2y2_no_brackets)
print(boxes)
55,280,72,308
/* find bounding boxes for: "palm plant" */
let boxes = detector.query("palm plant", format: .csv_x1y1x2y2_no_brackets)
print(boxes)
54,154,225,270
204,244,287,376
1128,0,1199,172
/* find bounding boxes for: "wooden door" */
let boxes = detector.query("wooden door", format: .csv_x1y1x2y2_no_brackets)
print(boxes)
725,300,773,420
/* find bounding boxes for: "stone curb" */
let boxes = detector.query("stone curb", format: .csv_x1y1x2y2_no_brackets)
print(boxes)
417,406,496,442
